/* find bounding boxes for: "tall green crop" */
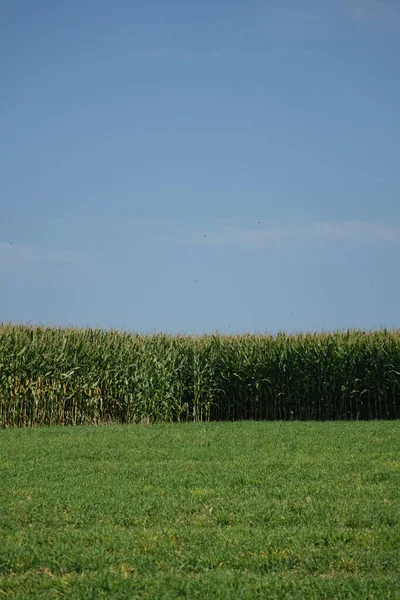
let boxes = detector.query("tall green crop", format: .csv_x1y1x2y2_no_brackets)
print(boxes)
0,324,399,427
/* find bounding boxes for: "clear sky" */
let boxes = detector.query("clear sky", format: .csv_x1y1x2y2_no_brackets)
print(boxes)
1,0,399,334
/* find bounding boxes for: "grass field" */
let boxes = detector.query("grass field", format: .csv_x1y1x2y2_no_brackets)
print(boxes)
0,421,399,599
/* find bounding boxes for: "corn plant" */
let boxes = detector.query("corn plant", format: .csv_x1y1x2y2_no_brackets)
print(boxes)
0,324,399,427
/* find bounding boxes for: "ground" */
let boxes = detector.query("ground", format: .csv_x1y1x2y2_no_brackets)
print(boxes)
0,421,399,599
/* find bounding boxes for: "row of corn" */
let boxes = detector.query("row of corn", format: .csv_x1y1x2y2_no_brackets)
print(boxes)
0,324,399,426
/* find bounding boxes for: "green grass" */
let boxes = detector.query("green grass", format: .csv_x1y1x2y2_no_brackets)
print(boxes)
0,421,399,599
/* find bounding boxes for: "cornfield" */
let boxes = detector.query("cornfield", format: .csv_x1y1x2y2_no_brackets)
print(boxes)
0,324,399,427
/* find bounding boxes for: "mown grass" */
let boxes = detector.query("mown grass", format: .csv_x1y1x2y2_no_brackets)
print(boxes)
1,324,399,426
0,421,399,599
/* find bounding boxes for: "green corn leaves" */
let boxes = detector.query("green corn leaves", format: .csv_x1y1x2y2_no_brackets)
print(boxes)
0,324,399,427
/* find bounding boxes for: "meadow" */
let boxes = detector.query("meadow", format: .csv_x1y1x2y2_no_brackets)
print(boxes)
0,421,399,599
1,325,399,426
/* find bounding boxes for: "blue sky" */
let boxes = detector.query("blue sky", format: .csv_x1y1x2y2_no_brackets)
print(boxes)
1,0,399,334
